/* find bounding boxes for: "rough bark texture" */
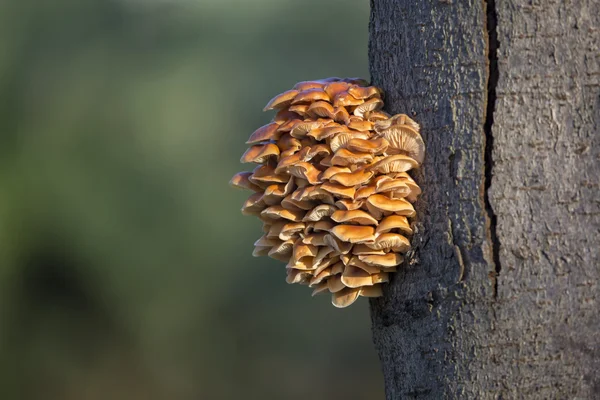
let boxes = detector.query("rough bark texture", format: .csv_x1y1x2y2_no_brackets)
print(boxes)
368,0,599,399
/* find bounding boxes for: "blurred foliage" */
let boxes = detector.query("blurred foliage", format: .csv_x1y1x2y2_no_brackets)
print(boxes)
0,0,382,399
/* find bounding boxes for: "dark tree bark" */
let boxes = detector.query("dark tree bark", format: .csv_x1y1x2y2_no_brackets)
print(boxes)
368,0,599,398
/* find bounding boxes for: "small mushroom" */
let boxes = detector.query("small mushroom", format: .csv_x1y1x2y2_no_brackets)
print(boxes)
329,169,374,186
368,154,419,173
246,122,282,144
367,233,411,253
263,89,299,111
320,181,356,199
331,209,378,226
330,225,376,244
303,204,337,222
359,285,383,297
241,192,266,216
376,124,425,164
240,143,280,164
367,194,416,217
341,265,374,288
333,91,364,107
331,287,361,308
307,101,335,119
324,81,351,99
229,171,262,192
346,137,389,155
279,222,306,240
331,148,374,167
347,86,382,100
261,205,305,221
292,88,330,104
353,98,384,119
375,215,413,235
358,253,403,268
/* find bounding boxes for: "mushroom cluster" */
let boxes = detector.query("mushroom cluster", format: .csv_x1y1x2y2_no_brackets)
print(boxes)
230,77,424,308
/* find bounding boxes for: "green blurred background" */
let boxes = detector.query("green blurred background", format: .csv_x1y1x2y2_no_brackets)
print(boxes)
0,0,383,399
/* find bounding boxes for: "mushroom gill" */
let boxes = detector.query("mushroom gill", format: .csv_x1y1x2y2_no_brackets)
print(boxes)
231,78,425,308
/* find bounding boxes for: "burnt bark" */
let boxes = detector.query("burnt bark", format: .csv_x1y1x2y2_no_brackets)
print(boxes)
368,0,600,398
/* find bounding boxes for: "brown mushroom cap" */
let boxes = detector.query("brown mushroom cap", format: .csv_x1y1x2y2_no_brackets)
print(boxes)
303,204,336,222
230,171,262,192
311,282,330,296
320,181,356,199
288,162,322,185
367,194,416,217
261,205,305,221
347,119,373,132
279,222,306,240
333,91,364,107
307,101,335,119
273,110,302,124
374,113,420,132
366,111,391,122
331,287,361,308
268,239,295,261
367,233,411,253
290,120,324,138
347,137,389,154
250,165,289,186
353,98,384,118
375,215,413,235
324,82,351,99
263,89,299,111
376,124,425,164
286,268,312,284
281,194,315,211
330,225,376,243
246,122,282,144
354,186,377,200
347,86,381,100
323,234,353,254
331,148,374,167
240,143,280,164
329,169,374,186
351,244,386,256
327,274,345,293
331,209,378,226
293,80,326,91
359,284,383,297
358,252,403,268
368,154,419,173
262,181,294,205
375,178,410,196
321,166,352,180
333,106,351,124
341,265,374,288
292,88,330,104
241,192,266,216
334,199,364,211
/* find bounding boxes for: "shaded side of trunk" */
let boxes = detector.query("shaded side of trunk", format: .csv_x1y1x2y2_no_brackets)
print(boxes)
368,0,600,398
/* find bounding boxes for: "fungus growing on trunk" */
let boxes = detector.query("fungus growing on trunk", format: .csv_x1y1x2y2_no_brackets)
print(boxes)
231,78,425,307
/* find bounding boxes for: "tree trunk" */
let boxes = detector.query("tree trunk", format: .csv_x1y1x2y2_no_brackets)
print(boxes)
368,0,599,398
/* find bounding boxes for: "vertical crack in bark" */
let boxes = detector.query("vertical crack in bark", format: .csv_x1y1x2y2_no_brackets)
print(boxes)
484,0,501,298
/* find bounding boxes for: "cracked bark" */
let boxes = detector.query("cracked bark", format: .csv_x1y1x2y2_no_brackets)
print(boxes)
368,0,600,398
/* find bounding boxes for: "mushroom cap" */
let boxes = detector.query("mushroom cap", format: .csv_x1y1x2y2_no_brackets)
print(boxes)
279,222,306,240
288,104,309,116
334,199,364,211
331,148,374,167
262,181,294,205
331,209,378,226
351,244,386,256
290,120,324,138
327,274,345,293
281,194,315,211
292,88,330,104
366,110,391,122
367,233,411,253
312,220,335,232
240,143,280,164
353,98,384,118
348,86,382,100
333,91,364,107
376,124,425,164
374,113,420,132
367,194,416,217
306,101,335,119
323,234,353,254
246,122,282,144
250,165,289,186
368,154,419,173
375,178,410,196
276,133,302,153
347,256,381,274
371,272,390,285
330,225,376,243
286,269,312,284
329,169,374,186
358,252,404,268
291,241,319,265
321,166,352,180
359,284,383,297
263,89,299,111
333,106,351,124
303,204,336,222
354,186,377,200
261,205,305,221
241,192,266,216
229,171,262,192
346,137,389,154
320,181,356,199
302,233,329,247
341,265,374,288
347,119,373,132
375,215,413,235
307,124,349,141
287,162,322,185
292,185,335,204
324,82,351,98
331,287,361,308
311,282,330,296
293,80,327,91
268,239,295,260
273,109,302,124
